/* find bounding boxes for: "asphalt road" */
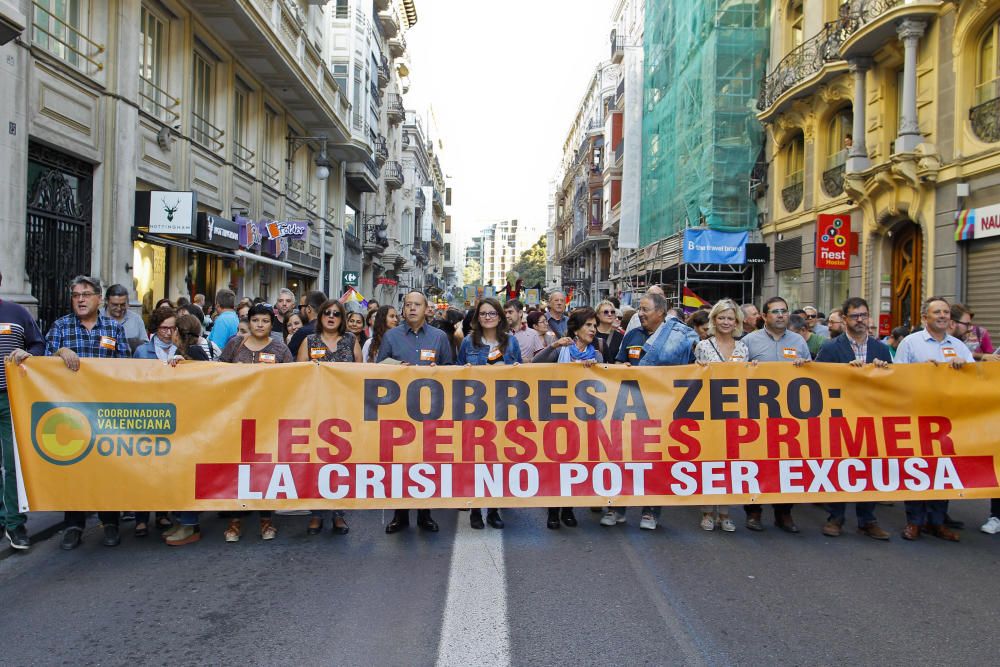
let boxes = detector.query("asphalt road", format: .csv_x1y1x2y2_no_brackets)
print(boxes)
2,500,999,667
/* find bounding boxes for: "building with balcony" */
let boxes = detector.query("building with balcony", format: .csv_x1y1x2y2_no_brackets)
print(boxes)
329,0,420,305
550,61,618,307
0,0,362,329
480,219,524,290
756,0,1000,333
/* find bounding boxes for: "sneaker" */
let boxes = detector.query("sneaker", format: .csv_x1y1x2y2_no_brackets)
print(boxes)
224,519,242,543
260,518,277,540
700,515,715,531
6,525,30,550
981,516,1000,534
639,514,657,530
719,517,736,532
60,526,83,550
165,525,201,546
600,510,620,527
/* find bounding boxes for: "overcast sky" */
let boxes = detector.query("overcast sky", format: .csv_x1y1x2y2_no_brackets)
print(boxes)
404,0,612,256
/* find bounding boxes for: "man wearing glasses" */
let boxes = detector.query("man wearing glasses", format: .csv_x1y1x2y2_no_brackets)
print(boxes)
815,297,892,540
43,276,130,550
101,284,147,353
741,296,811,533
802,305,829,337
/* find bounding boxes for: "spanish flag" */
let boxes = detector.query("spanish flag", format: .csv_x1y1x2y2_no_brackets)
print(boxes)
340,286,369,309
682,286,710,310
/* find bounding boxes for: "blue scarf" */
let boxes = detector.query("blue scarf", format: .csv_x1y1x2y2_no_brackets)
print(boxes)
558,341,597,363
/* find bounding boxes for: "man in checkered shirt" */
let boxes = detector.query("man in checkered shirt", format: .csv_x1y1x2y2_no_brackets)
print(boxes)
44,275,130,550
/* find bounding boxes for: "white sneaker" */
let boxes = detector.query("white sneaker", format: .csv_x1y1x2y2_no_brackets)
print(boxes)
600,510,619,527
639,514,657,530
719,517,736,532
981,516,1000,534
700,515,715,531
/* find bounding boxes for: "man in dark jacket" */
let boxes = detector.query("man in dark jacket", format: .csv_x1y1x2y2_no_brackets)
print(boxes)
815,296,892,539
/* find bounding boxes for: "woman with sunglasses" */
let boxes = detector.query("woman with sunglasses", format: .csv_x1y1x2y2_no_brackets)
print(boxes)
219,303,293,543
534,307,603,530
456,298,522,530
362,305,399,363
297,299,360,536
594,299,624,363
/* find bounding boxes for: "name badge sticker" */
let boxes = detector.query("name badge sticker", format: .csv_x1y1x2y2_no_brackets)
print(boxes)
99,336,117,350
628,346,643,360
487,348,503,363
310,348,327,360
0,324,11,335
259,352,277,364
782,347,797,359
942,346,957,359
730,351,746,362
420,349,436,362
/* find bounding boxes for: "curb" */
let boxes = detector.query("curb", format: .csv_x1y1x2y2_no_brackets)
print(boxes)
0,519,66,561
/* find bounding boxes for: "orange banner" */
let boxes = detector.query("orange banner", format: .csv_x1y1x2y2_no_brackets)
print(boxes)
6,358,999,511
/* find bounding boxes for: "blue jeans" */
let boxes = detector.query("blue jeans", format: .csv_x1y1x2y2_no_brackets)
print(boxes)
827,502,876,526
0,392,25,530
904,500,948,526
175,512,199,526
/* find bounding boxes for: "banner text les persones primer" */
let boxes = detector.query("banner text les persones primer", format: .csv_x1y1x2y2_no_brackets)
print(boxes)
6,358,1000,511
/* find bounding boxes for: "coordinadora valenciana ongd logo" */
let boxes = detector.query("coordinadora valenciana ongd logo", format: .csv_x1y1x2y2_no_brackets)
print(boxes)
31,402,177,465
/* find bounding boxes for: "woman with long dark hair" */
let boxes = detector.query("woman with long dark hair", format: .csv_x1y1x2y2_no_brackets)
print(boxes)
457,298,522,530
361,305,399,363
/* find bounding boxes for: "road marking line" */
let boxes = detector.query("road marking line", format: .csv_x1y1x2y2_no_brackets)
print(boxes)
619,533,708,667
435,517,511,667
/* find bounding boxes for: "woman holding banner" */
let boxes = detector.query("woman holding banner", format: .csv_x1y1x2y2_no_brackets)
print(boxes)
693,299,749,533
219,303,293,543
362,305,399,363
457,297,522,530
534,307,603,530
299,298,359,537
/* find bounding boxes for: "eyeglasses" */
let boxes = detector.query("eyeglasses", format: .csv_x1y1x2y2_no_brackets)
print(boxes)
600,309,615,315
768,308,788,315
479,311,499,319
805,314,817,319
70,291,97,299
956,320,973,327
846,313,869,321
323,310,342,318
158,325,177,333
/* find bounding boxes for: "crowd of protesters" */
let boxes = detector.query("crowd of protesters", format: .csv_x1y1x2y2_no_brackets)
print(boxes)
2,270,999,552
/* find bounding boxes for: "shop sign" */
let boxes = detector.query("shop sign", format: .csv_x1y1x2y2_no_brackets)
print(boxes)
134,191,196,236
342,271,359,287
682,229,747,264
745,243,770,264
815,213,850,270
262,234,287,259
262,220,309,240
376,277,398,287
197,213,241,251
955,204,1000,241
237,216,262,249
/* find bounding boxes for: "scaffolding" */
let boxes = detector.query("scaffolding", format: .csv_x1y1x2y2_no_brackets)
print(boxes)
640,0,770,246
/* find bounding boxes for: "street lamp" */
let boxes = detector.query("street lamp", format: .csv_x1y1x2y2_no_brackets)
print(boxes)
287,134,330,291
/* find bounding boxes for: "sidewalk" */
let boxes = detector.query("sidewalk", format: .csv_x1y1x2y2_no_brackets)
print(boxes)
0,512,65,560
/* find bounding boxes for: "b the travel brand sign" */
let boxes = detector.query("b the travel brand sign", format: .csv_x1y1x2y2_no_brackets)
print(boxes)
134,191,196,236
682,229,747,265
815,214,850,270
30,402,176,466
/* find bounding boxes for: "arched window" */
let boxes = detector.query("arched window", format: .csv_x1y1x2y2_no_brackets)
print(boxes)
782,131,805,211
788,1,804,51
825,106,852,169
976,20,1000,104
402,209,413,243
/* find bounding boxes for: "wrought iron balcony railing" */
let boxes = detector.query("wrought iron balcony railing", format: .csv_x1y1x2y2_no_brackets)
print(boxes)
839,0,903,42
758,21,848,111
191,111,225,152
364,222,389,249
374,135,388,164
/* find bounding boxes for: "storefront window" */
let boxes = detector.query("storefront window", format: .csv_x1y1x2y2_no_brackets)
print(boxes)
133,241,166,325
776,268,803,310
816,269,849,314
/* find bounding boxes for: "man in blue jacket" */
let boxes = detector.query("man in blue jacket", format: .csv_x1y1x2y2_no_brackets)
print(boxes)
815,296,892,540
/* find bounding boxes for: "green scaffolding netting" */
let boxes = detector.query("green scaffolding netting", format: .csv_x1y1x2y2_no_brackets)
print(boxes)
641,0,770,246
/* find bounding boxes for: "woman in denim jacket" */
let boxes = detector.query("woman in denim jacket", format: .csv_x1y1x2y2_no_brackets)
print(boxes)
457,297,521,529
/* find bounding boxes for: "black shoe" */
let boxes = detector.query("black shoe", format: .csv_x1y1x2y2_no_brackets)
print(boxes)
332,517,349,535
486,511,504,529
470,510,485,530
306,518,323,535
561,508,578,527
60,527,83,550
417,511,439,532
120,512,135,523
6,525,29,551
385,512,409,534
102,524,121,547
547,509,561,530
944,515,965,530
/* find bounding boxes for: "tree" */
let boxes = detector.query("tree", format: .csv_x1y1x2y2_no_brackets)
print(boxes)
512,234,547,288
462,260,482,286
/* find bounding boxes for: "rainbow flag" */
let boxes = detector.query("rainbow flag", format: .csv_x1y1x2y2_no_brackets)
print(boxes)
955,209,975,241
682,286,710,310
339,286,368,309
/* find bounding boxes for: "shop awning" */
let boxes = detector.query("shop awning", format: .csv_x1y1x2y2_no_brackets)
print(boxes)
235,250,294,270
135,233,239,260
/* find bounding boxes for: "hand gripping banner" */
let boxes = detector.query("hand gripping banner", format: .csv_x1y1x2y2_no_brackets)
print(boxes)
6,358,1000,511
